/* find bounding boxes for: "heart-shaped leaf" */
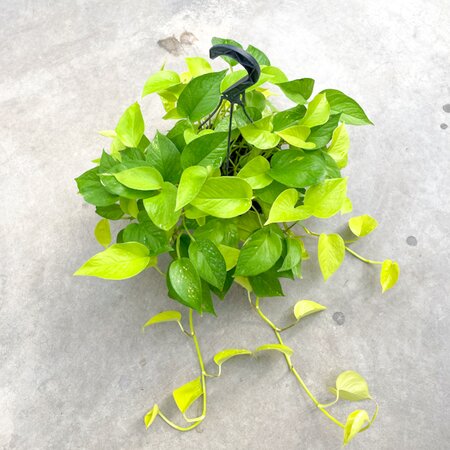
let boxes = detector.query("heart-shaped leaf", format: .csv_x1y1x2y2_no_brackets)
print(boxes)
318,233,345,281
265,188,312,224
348,214,378,237
294,300,327,320
331,370,372,402
94,218,111,248
343,409,370,445
380,260,400,293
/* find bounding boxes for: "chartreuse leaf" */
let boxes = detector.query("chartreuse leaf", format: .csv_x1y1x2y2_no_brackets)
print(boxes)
237,156,272,189
146,132,181,183
322,89,373,125
276,78,314,104
341,197,353,214
327,123,350,168
120,198,139,218
239,116,280,150
113,166,164,190
94,218,111,248
380,260,400,293
175,166,209,210
144,404,159,429
330,370,372,402
76,168,118,207
74,242,154,280
349,214,378,237
143,310,182,329
181,131,228,168
300,93,330,128
318,234,345,281
235,227,283,277
189,239,227,290
143,182,180,230
190,177,253,219
294,300,327,320
217,244,240,270
173,377,203,414
167,258,202,311
177,70,227,122
185,57,212,77
115,102,145,148
254,344,293,357
261,65,288,84
213,349,252,375
266,189,311,224
275,125,316,149
343,410,370,445
142,70,180,97
304,178,347,218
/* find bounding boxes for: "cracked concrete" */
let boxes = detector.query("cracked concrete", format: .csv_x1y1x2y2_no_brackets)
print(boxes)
1,0,449,449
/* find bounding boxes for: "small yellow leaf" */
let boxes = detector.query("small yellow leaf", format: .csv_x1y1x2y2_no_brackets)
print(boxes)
333,370,372,401
380,260,400,293
294,300,327,320
142,311,182,329
94,219,111,248
173,377,203,414
343,409,370,445
349,214,378,237
318,233,345,281
255,344,293,357
340,197,353,214
144,404,159,429
214,349,252,367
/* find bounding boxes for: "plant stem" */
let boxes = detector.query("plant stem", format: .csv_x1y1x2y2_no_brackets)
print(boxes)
253,296,345,429
182,218,195,241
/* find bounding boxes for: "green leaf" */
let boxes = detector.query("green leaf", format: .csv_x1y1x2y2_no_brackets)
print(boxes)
249,271,284,297
177,70,227,122
255,344,293,357
185,57,212,77
143,310,182,329
307,113,341,147
115,102,145,148
277,78,314,104
239,116,280,150
142,70,180,97
172,377,203,414
272,105,307,131
235,227,283,276
214,349,252,368
146,131,181,183
266,188,311,224
275,124,316,149
167,119,193,151
270,150,327,188
144,404,159,429
194,218,239,247
300,93,330,128
279,237,303,273
74,242,153,280
318,233,345,281
380,260,400,293
189,239,227,290
143,182,180,230
190,177,253,219
94,218,111,248
343,410,370,445
304,178,348,218
261,65,288,84
246,44,270,66
95,204,124,220
112,166,164,190
348,214,378,237
180,131,228,168
211,37,243,66
332,370,372,402
294,300,327,320
75,168,118,207
217,244,240,271
176,166,209,210
322,89,373,125
237,156,272,189
167,258,202,311
327,123,350,168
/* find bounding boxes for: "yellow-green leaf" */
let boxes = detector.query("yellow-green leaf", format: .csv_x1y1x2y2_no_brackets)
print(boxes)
239,116,280,150
318,233,345,281
142,70,180,97
143,311,182,329
218,244,240,270
214,349,252,367
143,182,180,230
304,178,348,218
332,370,372,402
94,218,111,248
255,344,293,357
120,198,139,218
175,166,209,210
144,404,159,429
294,300,327,320
234,276,252,292
237,156,273,189
300,93,330,128
380,260,400,293
265,188,312,224
113,166,164,191
327,123,350,168
185,57,212,77
348,214,378,237
343,409,370,445
115,102,145,148
340,197,353,214
172,377,203,414
275,125,316,149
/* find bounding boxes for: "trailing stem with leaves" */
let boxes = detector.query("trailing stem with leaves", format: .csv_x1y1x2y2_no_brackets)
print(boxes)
74,37,399,446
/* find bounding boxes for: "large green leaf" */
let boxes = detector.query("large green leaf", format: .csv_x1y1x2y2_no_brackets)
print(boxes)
175,166,209,210
278,237,303,274
194,218,239,247
75,168,118,206
249,270,284,297
143,182,180,230
304,178,347,218
167,258,202,311
246,44,270,66
272,105,307,131
74,242,153,280
142,70,180,97
95,204,124,220
276,78,314,104
177,70,227,122
189,239,227,290
146,131,181,183
266,188,311,224
190,177,252,218
113,166,164,190
180,131,228,168
300,93,330,128
115,102,145,148
235,227,283,276
239,116,280,150
318,233,345,281
307,113,341,147
321,89,372,125
269,149,327,188
237,155,272,189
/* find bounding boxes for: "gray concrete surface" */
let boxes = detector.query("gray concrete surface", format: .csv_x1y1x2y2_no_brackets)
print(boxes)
1,1,449,449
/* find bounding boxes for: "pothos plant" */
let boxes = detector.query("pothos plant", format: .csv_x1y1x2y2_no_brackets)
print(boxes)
74,37,400,446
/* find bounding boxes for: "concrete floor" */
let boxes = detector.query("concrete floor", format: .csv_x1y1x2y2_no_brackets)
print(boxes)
1,0,449,449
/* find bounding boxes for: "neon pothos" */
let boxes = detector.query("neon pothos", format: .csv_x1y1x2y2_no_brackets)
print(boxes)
74,37,399,446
